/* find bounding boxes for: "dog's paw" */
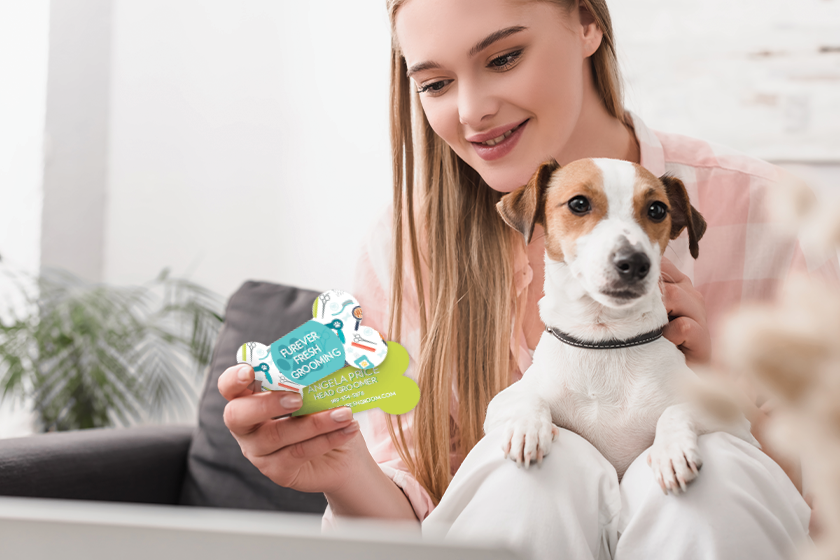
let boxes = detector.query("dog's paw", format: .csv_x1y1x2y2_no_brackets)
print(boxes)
647,433,702,494
501,417,560,469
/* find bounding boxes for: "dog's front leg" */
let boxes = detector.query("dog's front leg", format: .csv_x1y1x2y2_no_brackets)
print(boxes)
648,404,703,494
649,403,759,494
484,378,560,469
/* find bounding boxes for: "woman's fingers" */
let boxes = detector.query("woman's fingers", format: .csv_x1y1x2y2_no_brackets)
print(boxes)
660,259,705,321
663,316,711,364
660,256,688,284
240,407,356,458
286,419,360,461
660,257,711,364
223,390,304,436
218,364,259,401
258,421,361,485
662,282,706,325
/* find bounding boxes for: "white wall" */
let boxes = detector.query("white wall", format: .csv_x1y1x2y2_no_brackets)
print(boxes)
0,1,48,274
103,1,394,298
612,0,840,162
612,0,840,200
40,0,112,282
0,0,50,438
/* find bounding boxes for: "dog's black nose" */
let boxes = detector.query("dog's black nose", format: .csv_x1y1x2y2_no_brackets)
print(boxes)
613,251,650,281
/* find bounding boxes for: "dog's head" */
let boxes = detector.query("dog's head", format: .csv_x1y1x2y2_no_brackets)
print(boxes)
497,158,706,308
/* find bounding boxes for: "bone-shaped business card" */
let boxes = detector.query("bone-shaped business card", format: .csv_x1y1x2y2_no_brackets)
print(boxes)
293,341,418,416
237,290,388,390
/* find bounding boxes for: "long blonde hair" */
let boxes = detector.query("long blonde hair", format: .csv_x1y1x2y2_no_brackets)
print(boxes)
385,0,625,504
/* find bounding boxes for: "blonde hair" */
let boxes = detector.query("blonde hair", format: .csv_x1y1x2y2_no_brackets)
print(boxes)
385,0,625,504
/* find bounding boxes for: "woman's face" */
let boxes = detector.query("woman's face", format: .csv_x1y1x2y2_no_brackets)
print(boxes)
395,0,601,192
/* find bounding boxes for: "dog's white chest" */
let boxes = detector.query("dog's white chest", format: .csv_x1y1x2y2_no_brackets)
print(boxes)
535,339,686,476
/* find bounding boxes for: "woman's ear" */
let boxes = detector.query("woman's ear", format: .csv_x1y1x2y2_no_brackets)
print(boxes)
661,175,707,259
578,2,603,57
496,160,560,245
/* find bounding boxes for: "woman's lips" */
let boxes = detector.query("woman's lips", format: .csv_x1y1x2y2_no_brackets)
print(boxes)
469,120,529,162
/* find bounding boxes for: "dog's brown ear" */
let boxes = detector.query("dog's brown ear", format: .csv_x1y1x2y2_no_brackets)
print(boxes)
661,175,707,259
496,160,560,245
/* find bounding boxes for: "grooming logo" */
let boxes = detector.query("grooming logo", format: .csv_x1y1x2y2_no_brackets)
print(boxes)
269,320,346,385
281,331,344,380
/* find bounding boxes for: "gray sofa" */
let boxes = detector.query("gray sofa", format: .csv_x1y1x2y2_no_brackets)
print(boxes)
0,282,328,514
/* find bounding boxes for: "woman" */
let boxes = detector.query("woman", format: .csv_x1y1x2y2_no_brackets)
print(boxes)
219,0,834,557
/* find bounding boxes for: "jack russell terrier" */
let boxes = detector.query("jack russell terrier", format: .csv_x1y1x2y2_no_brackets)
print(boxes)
484,158,758,494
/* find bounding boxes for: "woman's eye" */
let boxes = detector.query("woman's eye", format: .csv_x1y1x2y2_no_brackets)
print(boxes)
568,196,591,215
417,80,449,95
488,49,522,70
648,201,668,222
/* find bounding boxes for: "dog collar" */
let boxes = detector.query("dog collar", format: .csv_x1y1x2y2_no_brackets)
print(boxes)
545,325,666,350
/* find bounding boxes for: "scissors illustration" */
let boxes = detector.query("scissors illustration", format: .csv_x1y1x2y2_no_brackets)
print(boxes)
317,292,331,318
242,341,257,362
351,333,378,352
353,333,377,345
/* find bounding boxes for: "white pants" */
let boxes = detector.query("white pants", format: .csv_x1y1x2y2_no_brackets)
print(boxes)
423,428,810,560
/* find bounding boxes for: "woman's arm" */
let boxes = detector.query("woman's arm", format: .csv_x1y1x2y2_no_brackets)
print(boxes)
324,434,418,520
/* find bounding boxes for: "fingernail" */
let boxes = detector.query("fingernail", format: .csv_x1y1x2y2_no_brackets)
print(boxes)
280,393,302,409
342,421,359,434
330,407,352,423
237,365,252,382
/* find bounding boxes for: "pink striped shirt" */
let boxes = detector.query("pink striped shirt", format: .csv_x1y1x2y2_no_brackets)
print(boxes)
326,113,840,524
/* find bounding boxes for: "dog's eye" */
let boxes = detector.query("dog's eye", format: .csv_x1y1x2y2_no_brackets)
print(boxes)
648,201,668,222
568,196,591,215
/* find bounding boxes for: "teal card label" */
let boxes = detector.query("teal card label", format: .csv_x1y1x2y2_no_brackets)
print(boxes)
269,320,345,385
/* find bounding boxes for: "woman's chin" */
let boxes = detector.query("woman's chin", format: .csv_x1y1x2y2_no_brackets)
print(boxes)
477,168,534,194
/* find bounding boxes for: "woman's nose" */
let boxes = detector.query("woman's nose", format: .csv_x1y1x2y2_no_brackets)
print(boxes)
457,81,500,128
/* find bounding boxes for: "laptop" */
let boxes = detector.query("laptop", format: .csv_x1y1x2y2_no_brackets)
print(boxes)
0,496,522,560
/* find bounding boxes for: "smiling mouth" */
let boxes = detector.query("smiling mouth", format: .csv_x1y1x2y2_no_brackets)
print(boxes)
474,120,528,147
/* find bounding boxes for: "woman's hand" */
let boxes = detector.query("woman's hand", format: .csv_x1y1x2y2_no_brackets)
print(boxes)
219,363,365,495
220,363,419,521
661,257,711,365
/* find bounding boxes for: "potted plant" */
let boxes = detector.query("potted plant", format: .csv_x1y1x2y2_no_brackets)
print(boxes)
0,267,223,431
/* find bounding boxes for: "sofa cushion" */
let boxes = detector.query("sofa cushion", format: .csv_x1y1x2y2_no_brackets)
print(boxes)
180,282,328,513
0,425,193,504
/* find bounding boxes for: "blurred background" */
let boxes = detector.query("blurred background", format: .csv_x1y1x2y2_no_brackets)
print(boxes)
1,0,839,437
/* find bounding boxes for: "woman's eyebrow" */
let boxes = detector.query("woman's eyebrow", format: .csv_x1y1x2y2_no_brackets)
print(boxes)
468,25,527,57
406,25,528,77
407,60,442,77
